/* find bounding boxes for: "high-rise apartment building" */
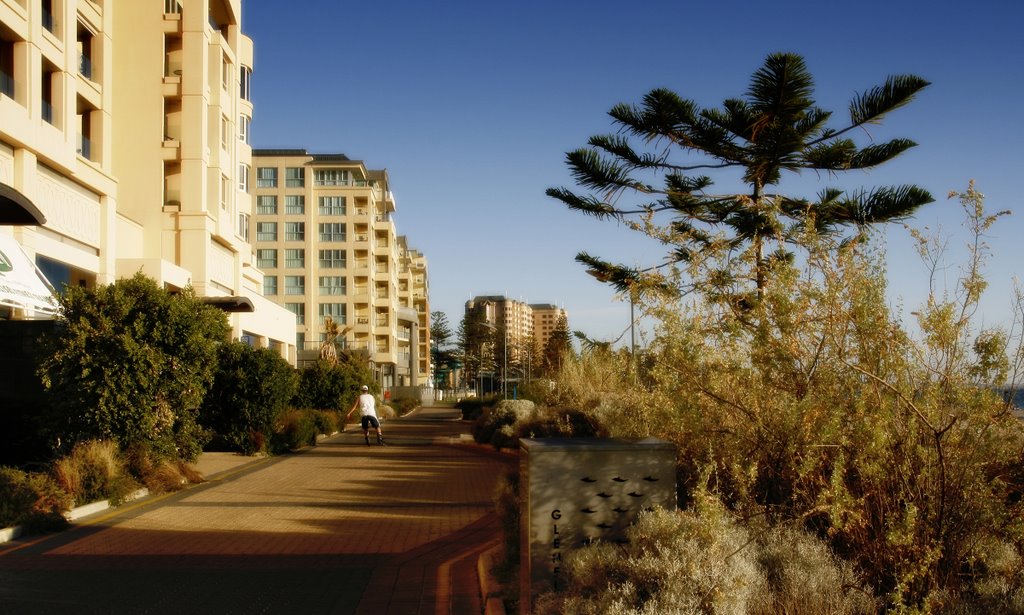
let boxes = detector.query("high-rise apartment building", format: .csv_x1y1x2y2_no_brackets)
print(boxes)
464,295,568,382
251,149,430,388
0,0,295,358
530,303,568,352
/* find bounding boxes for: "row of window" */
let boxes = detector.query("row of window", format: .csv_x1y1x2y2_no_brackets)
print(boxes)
255,168,366,188
283,302,346,326
254,195,347,216
263,276,346,296
254,222,346,242
256,248,346,269
256,166,305,188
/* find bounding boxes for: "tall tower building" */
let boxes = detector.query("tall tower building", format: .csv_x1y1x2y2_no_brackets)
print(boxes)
530,303,567,352
251,149,430,388
0,0,295,359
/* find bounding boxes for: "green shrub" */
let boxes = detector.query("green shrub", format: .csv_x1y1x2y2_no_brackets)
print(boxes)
455,395,500,421
514,406,609,440
51,440,138,506
0,466,71,532
390,396,420,415
200,341,298,455
292,357,376,412
472,399,535,448
37,273,229,462
308,409,340,436
270,409,318,454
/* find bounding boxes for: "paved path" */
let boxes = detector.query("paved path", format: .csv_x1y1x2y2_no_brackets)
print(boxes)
0,408,514,614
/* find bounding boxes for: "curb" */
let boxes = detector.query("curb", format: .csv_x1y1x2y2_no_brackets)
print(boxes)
1,487,149,545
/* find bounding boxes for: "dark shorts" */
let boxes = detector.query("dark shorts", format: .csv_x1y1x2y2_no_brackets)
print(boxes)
361,415,380,430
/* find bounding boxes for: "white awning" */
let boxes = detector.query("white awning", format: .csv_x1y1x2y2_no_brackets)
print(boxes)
0,234,60,316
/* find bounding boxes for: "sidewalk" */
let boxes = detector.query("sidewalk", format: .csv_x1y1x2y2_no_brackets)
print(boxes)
0,412,515,614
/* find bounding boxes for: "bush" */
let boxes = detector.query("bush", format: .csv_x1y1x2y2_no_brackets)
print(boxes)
456,395,500,421
389,396,420,416
269,409,318,454
536,499,765,615
514,406,609,440
122,445,202,494
292,357,377,412
37,273,229,462
200,341,298,455
0,466,71,532
51,440,138,506
472,399,535,449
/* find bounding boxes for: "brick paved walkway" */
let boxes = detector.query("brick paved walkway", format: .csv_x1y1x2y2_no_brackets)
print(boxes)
0,409,514,614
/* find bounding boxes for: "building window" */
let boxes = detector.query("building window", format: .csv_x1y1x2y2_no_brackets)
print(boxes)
319,249,346,268
0,38,14,98
318,196,346,216
238,114,250,143
285,302,305,325
256,195,277,215
319,276,346,296
222,53,231,91
41,67,55,124
256,249,277,268
284,195,305,215
237,212,250,240
284,222,304,242
220,175,230,209
314,169,349,186
257,167,277,188
284,276,305,296
319,303,346,325
238,164,250,193
221,116,230,150
285,248,305,269
318,223,345,242
78,23,94,81
240,65,252,101
256,222,277,241
285,167,304,187
263,275,277,296
42,0,55,34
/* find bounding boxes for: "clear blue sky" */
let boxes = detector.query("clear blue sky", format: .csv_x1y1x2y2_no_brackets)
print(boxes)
244,0,1024,345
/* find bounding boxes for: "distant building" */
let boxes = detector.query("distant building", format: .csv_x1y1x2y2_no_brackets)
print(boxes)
251,149,430,388
530,303,568,353
464,295,567,383
0,0,295,359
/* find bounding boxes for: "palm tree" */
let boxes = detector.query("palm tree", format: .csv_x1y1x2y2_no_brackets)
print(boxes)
548,52,933,298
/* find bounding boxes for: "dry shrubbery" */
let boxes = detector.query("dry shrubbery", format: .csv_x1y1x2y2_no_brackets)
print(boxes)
519,185,1024,613
52,439,138,506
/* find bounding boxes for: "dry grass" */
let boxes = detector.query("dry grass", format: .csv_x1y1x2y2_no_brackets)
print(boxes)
52,440,137,506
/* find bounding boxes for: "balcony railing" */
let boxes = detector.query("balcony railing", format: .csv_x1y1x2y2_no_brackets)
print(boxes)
164,0,183,14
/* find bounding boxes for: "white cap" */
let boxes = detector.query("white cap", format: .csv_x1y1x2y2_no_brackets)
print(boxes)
361,385,369,391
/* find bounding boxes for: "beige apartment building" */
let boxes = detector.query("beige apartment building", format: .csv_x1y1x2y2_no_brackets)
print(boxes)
251,149,431,389
465,295,568,384
530,303,568,352
0,0,295,358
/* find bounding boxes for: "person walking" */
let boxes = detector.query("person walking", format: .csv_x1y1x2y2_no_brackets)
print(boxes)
346,385,385,446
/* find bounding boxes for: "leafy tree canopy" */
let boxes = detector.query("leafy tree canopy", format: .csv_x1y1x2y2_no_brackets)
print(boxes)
38,273,230,460
548,52,934,298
